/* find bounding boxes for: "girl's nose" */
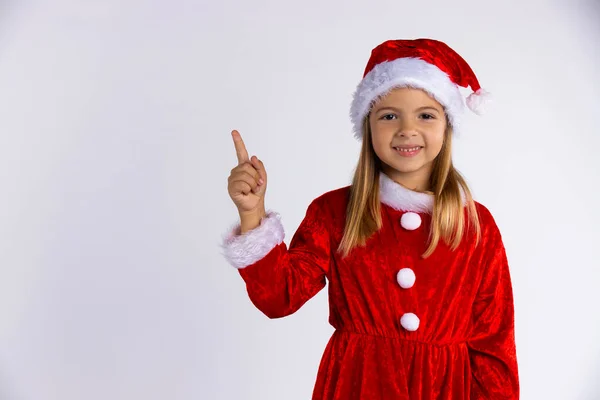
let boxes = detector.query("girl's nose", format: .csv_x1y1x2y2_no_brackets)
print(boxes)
396,120,418,136
398,127,418,137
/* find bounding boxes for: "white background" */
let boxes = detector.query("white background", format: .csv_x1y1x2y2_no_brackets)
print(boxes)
0,0,599,399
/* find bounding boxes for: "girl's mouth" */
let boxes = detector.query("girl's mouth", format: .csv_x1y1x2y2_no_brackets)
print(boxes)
393,146,422,157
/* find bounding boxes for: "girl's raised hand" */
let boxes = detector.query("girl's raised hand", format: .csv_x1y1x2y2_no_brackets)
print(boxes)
227,130,268,215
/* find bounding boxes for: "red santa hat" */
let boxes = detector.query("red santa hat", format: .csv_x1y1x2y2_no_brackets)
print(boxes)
350,38,491,139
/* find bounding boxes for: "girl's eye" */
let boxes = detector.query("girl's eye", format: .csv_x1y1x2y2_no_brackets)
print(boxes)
380,113,435,121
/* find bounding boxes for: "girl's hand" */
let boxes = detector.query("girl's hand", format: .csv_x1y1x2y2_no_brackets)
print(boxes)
227,130,268,216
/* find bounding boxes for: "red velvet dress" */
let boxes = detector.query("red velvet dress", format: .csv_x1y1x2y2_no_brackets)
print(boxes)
222,173,519,399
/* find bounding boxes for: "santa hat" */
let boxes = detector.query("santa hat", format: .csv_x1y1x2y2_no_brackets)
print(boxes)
350,38,491,139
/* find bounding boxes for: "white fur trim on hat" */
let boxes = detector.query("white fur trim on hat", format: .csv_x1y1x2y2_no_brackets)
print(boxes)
220,211,285,269
350,57,466,140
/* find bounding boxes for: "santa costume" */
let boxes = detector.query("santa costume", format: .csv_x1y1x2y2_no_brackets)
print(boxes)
222,38,519,399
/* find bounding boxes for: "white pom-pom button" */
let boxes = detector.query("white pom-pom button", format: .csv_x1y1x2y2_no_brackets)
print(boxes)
400,313,420,331
400,212,421,230
396,268,416,289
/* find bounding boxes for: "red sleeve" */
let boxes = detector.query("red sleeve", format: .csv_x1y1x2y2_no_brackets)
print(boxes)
221,197,330,319
467,227,520,399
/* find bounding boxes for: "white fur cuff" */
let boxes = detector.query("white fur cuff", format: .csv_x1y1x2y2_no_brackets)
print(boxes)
220,211,285,269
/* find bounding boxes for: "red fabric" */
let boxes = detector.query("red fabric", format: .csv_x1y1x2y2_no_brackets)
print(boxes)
363,39,482,93
238,187,519,399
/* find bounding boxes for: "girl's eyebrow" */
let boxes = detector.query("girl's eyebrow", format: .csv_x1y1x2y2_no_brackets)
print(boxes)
375,106,442,114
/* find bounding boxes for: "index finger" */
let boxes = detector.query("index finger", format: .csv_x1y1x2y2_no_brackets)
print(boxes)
231,130,249,165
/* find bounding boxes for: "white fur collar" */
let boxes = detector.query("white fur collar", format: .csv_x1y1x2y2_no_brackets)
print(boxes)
378,172,468,213
379,172,434,213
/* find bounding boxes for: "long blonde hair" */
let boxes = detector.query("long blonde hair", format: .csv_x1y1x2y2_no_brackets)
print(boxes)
337,116,481,258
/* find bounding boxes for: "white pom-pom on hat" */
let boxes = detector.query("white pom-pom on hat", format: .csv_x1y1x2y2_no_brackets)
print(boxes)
466,88,492,115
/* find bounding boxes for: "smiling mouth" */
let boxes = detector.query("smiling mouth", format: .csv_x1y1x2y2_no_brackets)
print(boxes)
393,146,423,157
393,146,422,152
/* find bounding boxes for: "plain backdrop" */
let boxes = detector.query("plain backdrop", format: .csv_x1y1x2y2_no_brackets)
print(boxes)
0,0,599,399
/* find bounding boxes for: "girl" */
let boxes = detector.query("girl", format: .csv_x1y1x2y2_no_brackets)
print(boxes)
222,38,519,399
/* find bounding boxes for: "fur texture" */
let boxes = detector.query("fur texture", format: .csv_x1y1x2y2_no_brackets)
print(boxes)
221,211,285,269
379,172,467,213
379,172,435,213
466,88,492,115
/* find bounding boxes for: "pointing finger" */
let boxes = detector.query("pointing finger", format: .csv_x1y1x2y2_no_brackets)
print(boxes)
232,130,249,165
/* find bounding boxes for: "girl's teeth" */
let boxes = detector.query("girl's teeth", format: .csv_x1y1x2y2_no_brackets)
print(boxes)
396,147,420,152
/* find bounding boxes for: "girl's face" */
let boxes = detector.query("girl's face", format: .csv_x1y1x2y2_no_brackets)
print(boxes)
369,87,448,191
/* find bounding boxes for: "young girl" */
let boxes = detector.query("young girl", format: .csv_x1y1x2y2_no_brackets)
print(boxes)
222,38,519,399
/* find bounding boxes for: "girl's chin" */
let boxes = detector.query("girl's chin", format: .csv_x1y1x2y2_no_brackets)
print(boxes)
384,160,423,174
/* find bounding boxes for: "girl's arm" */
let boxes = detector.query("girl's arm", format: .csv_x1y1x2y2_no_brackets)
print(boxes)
467,225,520,399
221,196,330,319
